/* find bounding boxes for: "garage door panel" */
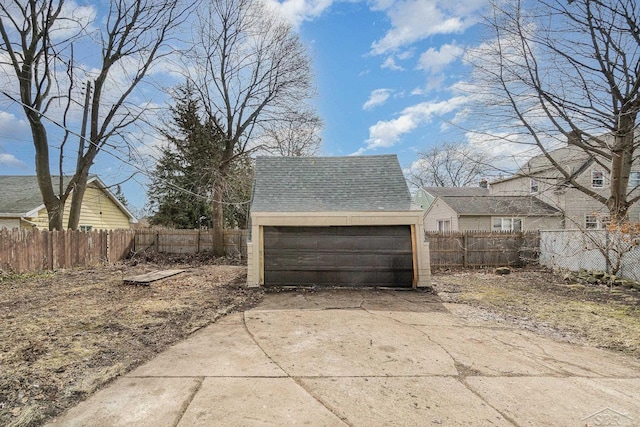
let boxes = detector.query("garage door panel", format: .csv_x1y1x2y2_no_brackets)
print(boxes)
264,252,318,268
263,226,413,287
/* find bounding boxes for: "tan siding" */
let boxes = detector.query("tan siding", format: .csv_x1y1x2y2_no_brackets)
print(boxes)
522,216,563,231
76,185,131,230
33,209,50,229
458,216,491,231
424,199,458,231
28,184,131,230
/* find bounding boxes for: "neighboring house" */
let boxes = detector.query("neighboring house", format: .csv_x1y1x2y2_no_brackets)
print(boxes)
490,141,640,229
0,175,137,230
423,194,562,232
247,155,430,288
414,186,489,214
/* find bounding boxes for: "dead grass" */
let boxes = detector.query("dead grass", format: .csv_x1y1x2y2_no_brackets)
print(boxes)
0,261,262,427
433,267,640,360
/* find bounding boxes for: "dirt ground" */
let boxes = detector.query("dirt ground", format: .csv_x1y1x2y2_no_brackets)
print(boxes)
432,267,640,360
0,255,263,427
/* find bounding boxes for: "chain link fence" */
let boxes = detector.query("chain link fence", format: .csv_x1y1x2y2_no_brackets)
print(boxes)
539,229,640,281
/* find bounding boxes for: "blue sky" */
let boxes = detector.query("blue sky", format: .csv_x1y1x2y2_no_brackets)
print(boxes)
0,0,494,212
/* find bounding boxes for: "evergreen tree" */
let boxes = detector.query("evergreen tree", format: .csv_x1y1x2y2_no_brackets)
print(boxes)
148,85,252,229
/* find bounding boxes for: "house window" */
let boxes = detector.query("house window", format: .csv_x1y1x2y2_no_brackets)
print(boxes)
437,220,451,232
530,178,539,193
591,171,604,188
492,217,523,232
585,214,610,230
629,171,640,189
79,225,93,232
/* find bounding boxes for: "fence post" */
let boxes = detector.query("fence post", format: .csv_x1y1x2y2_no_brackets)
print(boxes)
197,229,201,254
605,229,611,274
462,232,468,268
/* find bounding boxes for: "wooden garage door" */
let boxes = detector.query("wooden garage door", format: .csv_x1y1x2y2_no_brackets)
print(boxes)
263,226,413,287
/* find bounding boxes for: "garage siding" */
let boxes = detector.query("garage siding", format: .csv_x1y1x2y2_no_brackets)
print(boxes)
263,226,413,287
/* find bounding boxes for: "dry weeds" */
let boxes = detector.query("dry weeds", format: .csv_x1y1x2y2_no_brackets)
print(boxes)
433,267,640,360
0,261,262,427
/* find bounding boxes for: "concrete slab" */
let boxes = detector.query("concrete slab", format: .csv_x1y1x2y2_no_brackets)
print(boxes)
423,325,640,377
46,290,640,427
298,376,512,426
128,313,285,378
177,377,347,426
251,290,365,311
367,309,467,327
47,377,200,427
466,376,640,426
245,309,457,377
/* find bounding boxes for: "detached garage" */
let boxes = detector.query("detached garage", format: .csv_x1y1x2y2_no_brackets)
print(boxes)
246,155,430,288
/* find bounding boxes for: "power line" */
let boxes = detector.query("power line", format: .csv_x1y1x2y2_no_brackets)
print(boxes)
3,93,252,206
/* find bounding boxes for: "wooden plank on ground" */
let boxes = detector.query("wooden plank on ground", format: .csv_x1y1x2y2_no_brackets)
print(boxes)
123,269,185,285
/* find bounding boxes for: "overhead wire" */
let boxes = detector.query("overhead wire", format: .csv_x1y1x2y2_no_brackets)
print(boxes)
3,92,252,206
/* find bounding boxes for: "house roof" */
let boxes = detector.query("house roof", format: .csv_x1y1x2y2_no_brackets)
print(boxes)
251,155,414,212
0,175,136,221
437,195,561,216
422,187,489,197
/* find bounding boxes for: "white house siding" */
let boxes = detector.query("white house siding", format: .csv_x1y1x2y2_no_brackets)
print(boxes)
457,216,490,231
0,218,20,229
455,216,561,232
424,199,458,231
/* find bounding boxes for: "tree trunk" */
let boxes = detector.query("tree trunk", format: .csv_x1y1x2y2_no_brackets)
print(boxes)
30,114,63,230
608,115,635,223
212,179,225,257
67,169,90,230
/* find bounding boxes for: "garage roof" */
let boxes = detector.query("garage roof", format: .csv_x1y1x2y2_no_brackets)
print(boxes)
251,155,413,212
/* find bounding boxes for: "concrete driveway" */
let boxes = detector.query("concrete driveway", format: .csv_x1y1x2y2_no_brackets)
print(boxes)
49,289,640,426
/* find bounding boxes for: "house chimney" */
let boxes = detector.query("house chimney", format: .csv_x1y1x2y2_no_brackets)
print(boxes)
479,179,488,189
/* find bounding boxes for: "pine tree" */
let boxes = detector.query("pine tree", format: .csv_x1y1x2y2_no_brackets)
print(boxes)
148,85,252,229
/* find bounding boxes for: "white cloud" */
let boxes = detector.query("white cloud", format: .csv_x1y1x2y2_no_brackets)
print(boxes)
363,96,467,150
51,1,97,40
418,43,464,73
363,88,393,110
381,56,405,71
0,153,26,168
263,0,335,29
371,0,486,55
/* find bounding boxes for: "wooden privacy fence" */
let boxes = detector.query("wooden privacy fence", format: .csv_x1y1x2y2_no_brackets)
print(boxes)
0,228,135,274
134,229,248,258
427,231,539,268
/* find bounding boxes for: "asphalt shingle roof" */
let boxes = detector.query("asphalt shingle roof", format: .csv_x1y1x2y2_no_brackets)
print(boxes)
0,175,98,215
251,155,413,212
423,187,489,197
439,195,561,216
0,176,48,215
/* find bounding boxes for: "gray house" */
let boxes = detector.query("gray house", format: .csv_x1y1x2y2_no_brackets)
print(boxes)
247,155,430,288
423,193,562,232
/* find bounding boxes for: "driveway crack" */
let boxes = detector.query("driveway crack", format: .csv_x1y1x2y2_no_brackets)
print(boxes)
172,376,204,427
241,312,352,426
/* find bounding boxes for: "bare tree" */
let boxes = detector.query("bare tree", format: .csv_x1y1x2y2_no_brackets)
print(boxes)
0,0,189,230
467,0,640,223
408,142,491,188
261,109,322,157
184,0,317,255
